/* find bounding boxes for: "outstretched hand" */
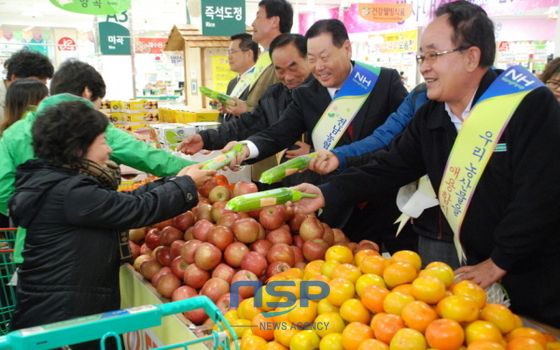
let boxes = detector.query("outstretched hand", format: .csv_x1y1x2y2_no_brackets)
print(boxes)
285,183,325,214
308,150,339,175
454,258,507,289
177,134,204,155
177,163,217,187
222,141,250,170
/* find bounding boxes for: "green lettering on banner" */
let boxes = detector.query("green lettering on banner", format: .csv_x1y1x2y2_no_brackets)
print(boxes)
99,21,131,55
49,0,131,15
201,0,245,36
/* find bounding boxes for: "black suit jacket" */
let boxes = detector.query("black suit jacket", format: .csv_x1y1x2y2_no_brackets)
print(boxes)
219,77,250,123
247,65,408,160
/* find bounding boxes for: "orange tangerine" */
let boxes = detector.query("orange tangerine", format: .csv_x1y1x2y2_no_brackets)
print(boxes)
355,273,387,297
382,291,415,316
390,328,428,350
419,263,455,288
480,303,517,334
342,322,375,350
320,333,344,350
506,327,547,349
361,284,390,314
464,320,503,345
327,278,356,307
273,327,300,347
340,298,372,324
389,250,422,272
451,280,487,309
317,298,340,314
425,318,465,350
287,299,317,325
505,337,544,350
467,339,506,350
355,249,380,266
325,245,354,264
303,260,325,280
359,255,389,276
332,263,362,284
251,313,275,341
401,300,439,334
263,341,289,350
239,297,263,321
289,330,320,350
411,275,447,304
391,283,413,296
321,260,341,278
357,339,390,350
240,335,267,350
383,262,417,289
371,313,405,345
314,311,346,338
436,295,480,323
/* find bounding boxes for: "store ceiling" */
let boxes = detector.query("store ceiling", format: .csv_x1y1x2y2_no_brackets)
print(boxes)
0,0,551,33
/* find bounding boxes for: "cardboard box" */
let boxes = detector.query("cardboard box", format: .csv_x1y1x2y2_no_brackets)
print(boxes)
149,123,196,152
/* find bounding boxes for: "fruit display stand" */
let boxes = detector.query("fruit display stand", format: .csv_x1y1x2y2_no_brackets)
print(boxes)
119,264,210,349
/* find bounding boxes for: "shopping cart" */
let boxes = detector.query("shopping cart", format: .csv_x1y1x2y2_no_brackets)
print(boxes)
0,295,239,350
0,229,17,336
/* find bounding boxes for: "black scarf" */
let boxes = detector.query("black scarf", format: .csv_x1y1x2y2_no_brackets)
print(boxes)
64,159,131,264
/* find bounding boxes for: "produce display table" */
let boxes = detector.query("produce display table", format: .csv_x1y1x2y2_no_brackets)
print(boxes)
119,264,208,350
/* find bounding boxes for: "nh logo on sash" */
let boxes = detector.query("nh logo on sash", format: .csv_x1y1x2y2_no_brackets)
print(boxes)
354,71,372,87
504,69,536,87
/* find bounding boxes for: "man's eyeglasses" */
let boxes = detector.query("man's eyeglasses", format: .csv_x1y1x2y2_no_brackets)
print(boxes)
416,47,470,65
546,80,560,90
227,49,249,55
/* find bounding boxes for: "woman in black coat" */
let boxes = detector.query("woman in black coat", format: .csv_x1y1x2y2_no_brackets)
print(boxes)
8,100,215,349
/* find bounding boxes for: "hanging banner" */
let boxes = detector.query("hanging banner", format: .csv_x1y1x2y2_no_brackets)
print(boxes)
134,38,167,54
49,0,131,15
201,0,245,36
98,21,131,55
358,3,412,23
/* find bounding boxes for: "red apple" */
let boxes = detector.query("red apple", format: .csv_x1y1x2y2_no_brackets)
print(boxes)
157,273,182,298
266,260,292,279
151,266,172,287
207,225,234,251
160,226,184,246
184,227,194,241
170,256,189,279
208,185,232,204
348,242,360,253
129,227,147,243
180,239,203,264
192,219,215,242
246,208,262,219
216,292,243,313
200,277,230,303
184,308,208,325
293,235,304,249
224,241,249,267
359,239,380,252
153,219,173,230
240,251,268,278
266,243,295,266
299,217,325,241
140,243,152,256
183,263,211,289
194,242,222,270
231,218,261,244
140,258,163,280
216,213,242,230
196,203,213,222
294,261,307,270
258,205,286,231
169,240,186,260
145,228,162,250
171,285,198,302
332,228,346,244
291,245,304,264
302,238,329,261
172,211,195,231
231,269,259,299
198,177,218,198
288,213,308,233
322,223,334,246
233,181,258,197
266,228,293,245
250,239,273,257
133,254,152,272
154,245,173,267
211,201,234,222
129,241,141,261
212,263,236,284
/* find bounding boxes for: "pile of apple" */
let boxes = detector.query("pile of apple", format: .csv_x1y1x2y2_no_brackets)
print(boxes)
128,177,376,325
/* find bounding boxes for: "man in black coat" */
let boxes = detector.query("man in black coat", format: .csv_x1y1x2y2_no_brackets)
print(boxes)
221,19,414,252
290,1,560,328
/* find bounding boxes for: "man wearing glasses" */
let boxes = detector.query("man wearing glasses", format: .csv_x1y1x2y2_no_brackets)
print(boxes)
539,57,560,104
218,33,259,123
289,1,560,328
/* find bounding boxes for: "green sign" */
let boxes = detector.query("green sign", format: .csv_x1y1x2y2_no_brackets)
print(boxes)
201,0,245,36
98,21,131,55
49,0,131,15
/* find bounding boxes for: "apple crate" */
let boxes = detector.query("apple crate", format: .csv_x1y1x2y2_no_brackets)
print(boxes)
0,228,17,335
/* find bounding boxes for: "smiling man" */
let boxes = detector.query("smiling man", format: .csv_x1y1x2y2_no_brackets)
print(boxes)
289,1,560,327
220,19,411,250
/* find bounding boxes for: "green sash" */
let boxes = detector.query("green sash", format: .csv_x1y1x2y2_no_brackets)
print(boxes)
230,67,255,98
312,62,380,151
248,50,272,91
439,66,544,262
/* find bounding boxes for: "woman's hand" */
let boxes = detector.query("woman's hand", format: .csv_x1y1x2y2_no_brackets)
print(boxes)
178,163,217,187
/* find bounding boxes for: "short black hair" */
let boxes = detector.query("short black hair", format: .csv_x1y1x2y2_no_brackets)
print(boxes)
231,33,259,62
32,101,108,166
540,57,560,84
50,59,107,101
4,49,54,81
305,19,349,48
435,1,495,68
270,33,307,58
258,0,294,34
